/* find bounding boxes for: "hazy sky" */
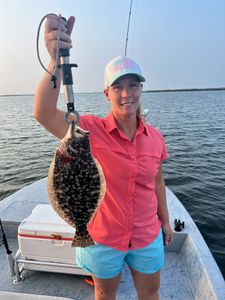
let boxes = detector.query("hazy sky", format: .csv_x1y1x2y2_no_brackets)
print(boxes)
0,0,225,94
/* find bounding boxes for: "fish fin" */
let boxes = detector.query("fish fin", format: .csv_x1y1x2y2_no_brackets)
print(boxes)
71,230,95,248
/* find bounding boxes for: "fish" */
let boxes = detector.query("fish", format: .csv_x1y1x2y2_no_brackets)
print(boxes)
47,121,106,247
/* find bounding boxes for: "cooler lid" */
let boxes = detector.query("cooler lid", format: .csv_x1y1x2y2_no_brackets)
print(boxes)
18,204,75,238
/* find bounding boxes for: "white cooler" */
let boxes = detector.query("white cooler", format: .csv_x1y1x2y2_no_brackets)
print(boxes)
18,204,78,265
12,204,89,283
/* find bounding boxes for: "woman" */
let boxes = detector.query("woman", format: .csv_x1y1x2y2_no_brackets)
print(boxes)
33,15,173,300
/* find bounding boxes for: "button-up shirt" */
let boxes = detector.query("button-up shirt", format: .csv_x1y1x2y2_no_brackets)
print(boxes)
79,112,167,251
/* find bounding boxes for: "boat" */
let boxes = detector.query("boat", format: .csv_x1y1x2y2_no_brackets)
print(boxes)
0,178,224,300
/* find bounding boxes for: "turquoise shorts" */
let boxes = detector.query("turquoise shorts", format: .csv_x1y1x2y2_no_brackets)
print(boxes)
76,230,164,279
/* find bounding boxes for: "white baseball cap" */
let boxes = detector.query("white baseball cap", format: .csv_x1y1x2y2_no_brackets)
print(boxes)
104,56,145,88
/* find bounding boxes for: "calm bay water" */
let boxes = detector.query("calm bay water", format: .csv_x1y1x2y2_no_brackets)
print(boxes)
0,91,225,278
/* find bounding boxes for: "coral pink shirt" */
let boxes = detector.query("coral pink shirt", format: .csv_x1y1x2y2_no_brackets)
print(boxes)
79,112,168,252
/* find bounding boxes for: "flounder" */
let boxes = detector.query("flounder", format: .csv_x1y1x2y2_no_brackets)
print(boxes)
48,121,105,247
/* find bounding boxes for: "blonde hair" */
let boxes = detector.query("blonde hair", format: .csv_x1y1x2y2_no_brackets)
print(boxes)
137,105,149,123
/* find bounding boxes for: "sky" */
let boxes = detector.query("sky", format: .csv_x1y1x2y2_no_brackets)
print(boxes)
0,0,225,95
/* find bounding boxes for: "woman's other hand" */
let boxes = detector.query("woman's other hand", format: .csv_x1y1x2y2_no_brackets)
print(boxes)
162,223,173,246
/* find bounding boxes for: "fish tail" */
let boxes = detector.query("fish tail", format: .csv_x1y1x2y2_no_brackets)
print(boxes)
71,228,95,248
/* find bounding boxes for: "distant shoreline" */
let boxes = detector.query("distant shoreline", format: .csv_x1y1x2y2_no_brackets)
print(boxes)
1,87,225,97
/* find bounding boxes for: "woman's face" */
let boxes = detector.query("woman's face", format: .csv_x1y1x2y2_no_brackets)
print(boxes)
104,75,143,120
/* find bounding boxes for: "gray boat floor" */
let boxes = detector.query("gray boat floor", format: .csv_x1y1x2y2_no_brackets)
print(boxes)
0,239,194,300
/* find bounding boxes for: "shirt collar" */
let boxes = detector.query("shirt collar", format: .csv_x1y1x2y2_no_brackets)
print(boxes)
104,112,148,136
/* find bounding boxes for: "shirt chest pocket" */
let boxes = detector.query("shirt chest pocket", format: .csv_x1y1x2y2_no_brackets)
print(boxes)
136,152,162,183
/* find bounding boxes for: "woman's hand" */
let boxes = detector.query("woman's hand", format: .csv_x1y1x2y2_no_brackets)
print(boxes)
162,222,173,246
44,15,75,61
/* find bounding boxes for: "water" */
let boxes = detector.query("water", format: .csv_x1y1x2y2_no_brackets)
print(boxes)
0,91,225,278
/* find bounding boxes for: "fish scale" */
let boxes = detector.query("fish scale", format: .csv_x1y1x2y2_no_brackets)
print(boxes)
48,122,106,247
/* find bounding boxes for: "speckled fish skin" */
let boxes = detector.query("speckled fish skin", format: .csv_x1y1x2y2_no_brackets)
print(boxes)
48,121,105,247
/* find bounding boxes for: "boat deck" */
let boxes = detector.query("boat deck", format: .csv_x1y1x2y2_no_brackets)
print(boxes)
0,239,194,300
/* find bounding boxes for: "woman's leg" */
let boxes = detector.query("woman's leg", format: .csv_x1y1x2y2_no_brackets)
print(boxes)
92,272,122,300
130,268,160,300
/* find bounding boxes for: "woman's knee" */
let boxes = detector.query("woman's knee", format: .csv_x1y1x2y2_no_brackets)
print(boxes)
94,287,117,299
136,283,160,298
131,268,161,298
92,273,121,300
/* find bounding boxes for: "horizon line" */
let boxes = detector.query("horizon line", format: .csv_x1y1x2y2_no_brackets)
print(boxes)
1,87,225,97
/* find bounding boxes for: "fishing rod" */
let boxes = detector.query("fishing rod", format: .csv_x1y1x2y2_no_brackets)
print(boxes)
124,1,150,119
124,0,133,56
36,14,80,125
0,219,15,276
